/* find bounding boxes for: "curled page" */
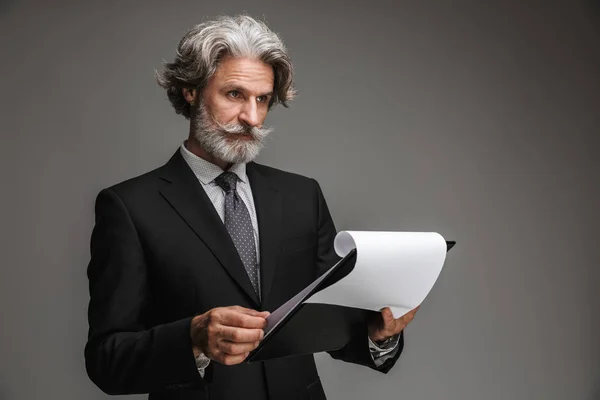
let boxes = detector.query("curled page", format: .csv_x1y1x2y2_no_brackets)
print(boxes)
305,231,447,318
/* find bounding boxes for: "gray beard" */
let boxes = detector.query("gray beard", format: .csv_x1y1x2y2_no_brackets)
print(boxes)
192,104,273,164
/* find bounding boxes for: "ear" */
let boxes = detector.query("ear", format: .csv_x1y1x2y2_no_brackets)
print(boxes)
182,88,197,104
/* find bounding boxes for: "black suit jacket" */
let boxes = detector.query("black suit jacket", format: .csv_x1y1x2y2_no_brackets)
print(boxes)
85,150,403,400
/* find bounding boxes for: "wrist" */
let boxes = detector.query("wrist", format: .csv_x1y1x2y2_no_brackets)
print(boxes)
192,344,202,358
369,333,399,349
368,332,390,344
190,315,211,375
190,314,209,353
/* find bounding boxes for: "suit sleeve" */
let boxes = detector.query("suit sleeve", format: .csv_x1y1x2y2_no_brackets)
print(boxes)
85,188,205,395
311,179,404,374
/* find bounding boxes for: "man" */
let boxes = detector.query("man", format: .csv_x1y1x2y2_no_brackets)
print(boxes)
85,15,419,400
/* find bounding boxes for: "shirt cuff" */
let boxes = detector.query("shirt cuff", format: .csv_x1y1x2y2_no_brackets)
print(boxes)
368,334,401,367
195,352,211,378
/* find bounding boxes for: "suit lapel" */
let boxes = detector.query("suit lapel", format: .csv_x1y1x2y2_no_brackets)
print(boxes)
158,151,260,306
246,163,282,307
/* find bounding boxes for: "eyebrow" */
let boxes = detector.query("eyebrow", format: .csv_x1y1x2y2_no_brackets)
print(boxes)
222,84,273,97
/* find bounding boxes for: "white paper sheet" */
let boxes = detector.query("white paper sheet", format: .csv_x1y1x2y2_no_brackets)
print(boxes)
305,231,448,318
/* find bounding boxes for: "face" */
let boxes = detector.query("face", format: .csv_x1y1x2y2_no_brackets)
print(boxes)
189,56,275,164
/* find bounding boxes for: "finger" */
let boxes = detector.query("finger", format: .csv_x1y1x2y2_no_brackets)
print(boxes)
220,352,250,366
395,308,417,329
256,311,271,318
230,306,271,318
221,310,268,329
219,326,264,343
218,340,260,355
405,307,419,321
381,307,396,327
397,307,418,322
245,310,270,319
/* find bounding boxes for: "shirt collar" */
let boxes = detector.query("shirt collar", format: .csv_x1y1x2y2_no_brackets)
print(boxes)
179,142,248,185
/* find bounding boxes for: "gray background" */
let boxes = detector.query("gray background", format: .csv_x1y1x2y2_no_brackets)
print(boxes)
1,0,599,399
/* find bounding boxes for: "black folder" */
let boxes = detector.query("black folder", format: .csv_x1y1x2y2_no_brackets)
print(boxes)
246,241,456,362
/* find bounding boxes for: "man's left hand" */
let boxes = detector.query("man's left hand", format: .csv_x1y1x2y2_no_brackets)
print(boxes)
368,306,420,342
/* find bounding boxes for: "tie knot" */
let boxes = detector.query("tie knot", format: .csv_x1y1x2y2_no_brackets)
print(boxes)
214,171,238,193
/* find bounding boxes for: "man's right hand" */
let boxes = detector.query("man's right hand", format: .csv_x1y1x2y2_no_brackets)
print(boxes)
190,306,270,366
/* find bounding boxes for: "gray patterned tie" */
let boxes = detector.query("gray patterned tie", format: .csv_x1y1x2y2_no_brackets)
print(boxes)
214,172,260,297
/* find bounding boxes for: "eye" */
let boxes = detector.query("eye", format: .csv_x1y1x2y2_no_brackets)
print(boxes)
227,90,240,99
256,95,267,103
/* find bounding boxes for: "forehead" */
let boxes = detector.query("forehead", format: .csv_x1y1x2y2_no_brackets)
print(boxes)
212,55,274,92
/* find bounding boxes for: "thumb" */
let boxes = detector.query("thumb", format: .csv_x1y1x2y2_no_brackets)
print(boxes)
256,311,270,318
381,307,395,325
236,307,270,317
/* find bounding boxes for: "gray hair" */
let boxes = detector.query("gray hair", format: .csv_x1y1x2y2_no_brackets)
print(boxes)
156,15,296,119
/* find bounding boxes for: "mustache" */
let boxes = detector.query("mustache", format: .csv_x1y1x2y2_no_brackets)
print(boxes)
214,120,273,140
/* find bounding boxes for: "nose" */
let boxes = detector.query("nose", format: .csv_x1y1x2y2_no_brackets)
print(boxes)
238,99,260,128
